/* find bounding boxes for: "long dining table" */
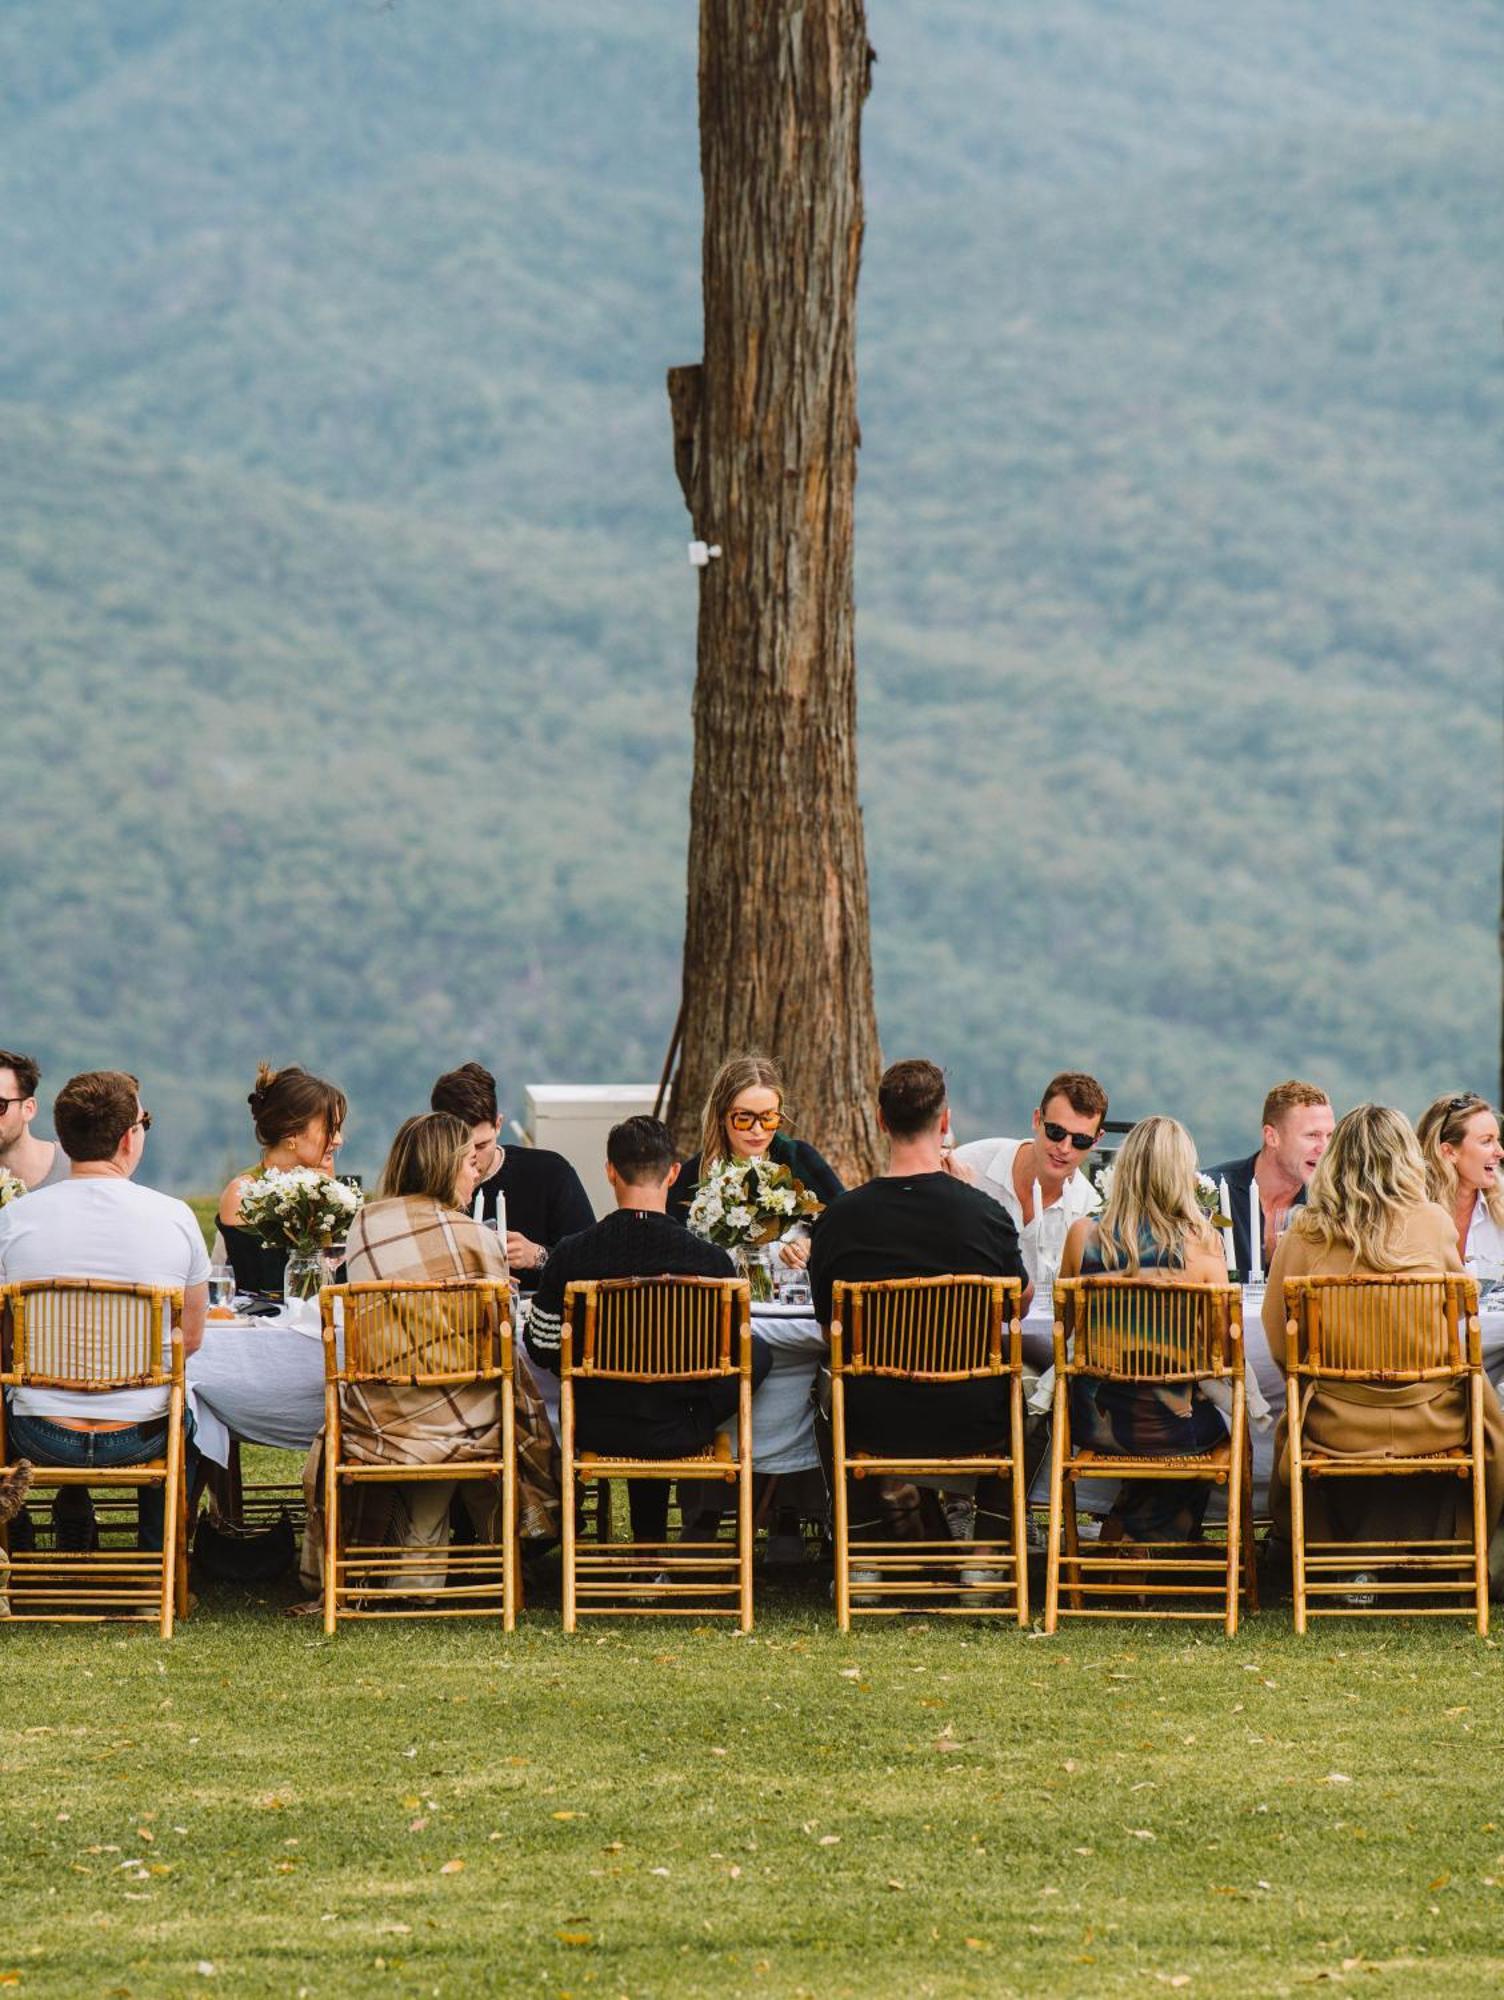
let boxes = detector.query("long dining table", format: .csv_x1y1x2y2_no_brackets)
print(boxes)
186,1287,1504,1520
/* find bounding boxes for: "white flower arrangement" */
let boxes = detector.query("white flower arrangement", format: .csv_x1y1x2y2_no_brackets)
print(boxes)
687,1153,823,1252
237,1166,363,1254
0,1167,27,1210
1091,1161,1230,1230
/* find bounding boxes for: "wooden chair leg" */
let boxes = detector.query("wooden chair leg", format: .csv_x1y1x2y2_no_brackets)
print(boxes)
1044,1391,1066,1634
1010,1374,1029,1627
322,1416,340,1637
561,1386,578,1635
1471,1370,1489,1637
501,1383,517,1634
1241,1436,1260,1614
832,1379,851,1634
1288,1381,1307,1635
1063,1490,1083,1613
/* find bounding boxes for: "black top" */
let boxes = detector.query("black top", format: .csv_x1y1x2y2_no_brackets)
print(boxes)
1207,1151,1308,1276
808,1170,1029,1328
474,1145,596,1293
524,1208,736,1370
667,1131,844,1225
217,1217,290,1298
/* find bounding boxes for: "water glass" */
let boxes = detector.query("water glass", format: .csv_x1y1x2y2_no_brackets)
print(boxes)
208,1263,235,1312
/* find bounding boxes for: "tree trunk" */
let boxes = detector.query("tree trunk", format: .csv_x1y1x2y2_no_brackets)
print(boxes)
666,0,882,1185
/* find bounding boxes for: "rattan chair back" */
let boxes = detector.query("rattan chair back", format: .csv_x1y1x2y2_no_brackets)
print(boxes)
838,1272,1015,1381
570,1274,737,1381
315,1279,519,1632
329,1278,510,1385
0,1278,188,1634
1045,1275,1253,1633
828,1274,1028,1630
560,1275,755,1631
1281,1272,1487,1632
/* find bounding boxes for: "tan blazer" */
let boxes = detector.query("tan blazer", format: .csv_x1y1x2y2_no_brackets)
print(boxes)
1263,1203,1504,1542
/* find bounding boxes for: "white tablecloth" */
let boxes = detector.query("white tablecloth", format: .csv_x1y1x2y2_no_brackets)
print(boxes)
186,1310,328,1468
185,1301,827,1478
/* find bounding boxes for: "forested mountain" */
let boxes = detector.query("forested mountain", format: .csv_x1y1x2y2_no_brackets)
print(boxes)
2,1,1500,1186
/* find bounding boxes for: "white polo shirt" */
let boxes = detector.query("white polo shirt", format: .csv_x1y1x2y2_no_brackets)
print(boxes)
0,1177,209,1421
950,1135,1101,1289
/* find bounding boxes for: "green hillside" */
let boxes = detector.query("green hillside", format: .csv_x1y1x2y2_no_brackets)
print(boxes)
1,1,1499,1185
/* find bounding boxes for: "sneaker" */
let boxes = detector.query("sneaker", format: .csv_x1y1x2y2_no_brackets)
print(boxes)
943,1495,976,1541
832,1566,882,1608
958,1566,1011,1609
1342,1571,1377,1609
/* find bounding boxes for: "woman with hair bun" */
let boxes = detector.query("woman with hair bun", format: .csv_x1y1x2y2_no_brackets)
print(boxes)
216,1063,349,1295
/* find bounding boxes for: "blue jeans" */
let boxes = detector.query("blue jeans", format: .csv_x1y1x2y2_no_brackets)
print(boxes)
6,1414,172,1552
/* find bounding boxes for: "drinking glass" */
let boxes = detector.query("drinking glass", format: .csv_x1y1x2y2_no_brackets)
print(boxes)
208,1263,235,1312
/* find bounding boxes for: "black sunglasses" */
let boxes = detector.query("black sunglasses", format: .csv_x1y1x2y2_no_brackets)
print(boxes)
133,1109,153,1133
1042,1119,1096,1153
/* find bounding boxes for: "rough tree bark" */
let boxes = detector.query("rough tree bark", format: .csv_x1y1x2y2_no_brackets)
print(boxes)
665,0,883,1183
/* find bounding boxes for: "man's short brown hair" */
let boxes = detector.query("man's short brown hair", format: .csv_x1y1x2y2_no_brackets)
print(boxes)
1261,1079,1330,1130
53,1071,141,1163
0,1050,41,1100
431,1062,499,1129
878,1058,948,1140
1039,1071,1108,1127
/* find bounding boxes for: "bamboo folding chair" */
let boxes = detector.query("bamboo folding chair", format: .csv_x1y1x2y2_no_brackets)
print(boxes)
318,1280,518,1633
0,1279,188,1636
1046,1277,1254,1633
829,1275,1028,1630
1283,1273,1488,1633
560,1275,754,1631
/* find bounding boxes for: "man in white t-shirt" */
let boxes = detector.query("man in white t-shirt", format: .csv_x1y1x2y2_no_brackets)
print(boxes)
950,1071,1109,1295
0,1070,208,1552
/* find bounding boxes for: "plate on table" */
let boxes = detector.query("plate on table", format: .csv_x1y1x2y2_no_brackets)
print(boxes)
751,1297,819,1319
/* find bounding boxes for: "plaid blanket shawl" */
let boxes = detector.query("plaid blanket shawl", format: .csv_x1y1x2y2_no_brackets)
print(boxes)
305,1196,559,1540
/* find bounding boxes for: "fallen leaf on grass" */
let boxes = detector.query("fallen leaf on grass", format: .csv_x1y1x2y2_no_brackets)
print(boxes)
964,1938,990,1952
1429,1873,1451,1892
1324,1774,1353,1786
886,1879,905,1892
1129,1830,1156,1841
556,1932,592,1948
552,1810,583,1821
817,1835,840,1847
407,1818,429,1834
439,1860,465,1876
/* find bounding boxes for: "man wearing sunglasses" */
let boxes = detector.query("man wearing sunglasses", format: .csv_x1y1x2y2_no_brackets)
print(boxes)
0,1049,70,1192
951,1071,1109,1294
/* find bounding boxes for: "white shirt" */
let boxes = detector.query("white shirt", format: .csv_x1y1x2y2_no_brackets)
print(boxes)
0,1177,210,1420
951,1135,1101,1289
1465,1192,1504,1284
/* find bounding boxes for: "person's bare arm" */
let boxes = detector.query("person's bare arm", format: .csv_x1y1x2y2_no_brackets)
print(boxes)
218,1174,250,1225
179,1282,208,1358
1059,1219,1091,1281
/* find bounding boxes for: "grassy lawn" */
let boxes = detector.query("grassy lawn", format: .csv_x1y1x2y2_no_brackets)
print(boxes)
6,1530,1504,1999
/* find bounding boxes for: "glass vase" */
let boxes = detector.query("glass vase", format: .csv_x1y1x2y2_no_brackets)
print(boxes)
283,1243,326,1303
736,1244,777,1305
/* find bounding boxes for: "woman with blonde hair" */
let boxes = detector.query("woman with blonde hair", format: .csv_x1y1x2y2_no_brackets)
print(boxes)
1416,1093,1504,1280
667,1052,843,1248
1263,1103,1504,1558
300,1111,558,1599
1056,1116,1231,1542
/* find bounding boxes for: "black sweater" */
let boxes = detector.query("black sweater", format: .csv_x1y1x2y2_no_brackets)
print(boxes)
524,1208,735,1371
474,1146,596,1293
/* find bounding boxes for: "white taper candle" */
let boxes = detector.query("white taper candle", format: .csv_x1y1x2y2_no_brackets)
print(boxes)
1249,1181,1263,1284
1219,1177,1236,1274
